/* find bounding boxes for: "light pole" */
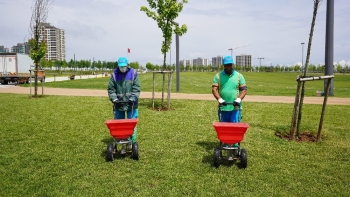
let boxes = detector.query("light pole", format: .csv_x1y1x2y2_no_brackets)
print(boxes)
169,35,174,68
228,48,233,57
324,0,334,96
301,42,305,73
258,57,264,72
173,21,180,92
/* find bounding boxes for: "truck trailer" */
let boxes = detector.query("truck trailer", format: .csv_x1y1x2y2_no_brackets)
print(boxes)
0,53,45,85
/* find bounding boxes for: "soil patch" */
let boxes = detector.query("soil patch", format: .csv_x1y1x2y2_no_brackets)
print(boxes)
275,131,318,142
149,106,173,111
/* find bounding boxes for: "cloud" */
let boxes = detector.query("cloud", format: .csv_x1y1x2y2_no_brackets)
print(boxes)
0,0,349,67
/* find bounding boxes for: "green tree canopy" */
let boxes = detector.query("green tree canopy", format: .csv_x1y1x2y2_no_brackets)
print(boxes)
141,0,188,68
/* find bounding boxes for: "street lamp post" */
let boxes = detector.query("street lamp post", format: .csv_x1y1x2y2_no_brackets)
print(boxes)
301,42,305,73
258,57,264,72
173,21,180,92
228,48,233,57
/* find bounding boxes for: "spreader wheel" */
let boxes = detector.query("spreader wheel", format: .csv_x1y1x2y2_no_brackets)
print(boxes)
240,149,247,168
213,148,221,168
106,143,114,162
132,142,139,160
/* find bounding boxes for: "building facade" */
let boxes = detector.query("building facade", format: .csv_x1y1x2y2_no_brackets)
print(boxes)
180,59,193,67
192,57,210,67
236,54,252,67
38,23,65,61
11,42,30,54
0,46,10,53
211,56,223,68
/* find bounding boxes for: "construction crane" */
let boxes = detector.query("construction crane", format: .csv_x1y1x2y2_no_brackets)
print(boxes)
228,45,251,57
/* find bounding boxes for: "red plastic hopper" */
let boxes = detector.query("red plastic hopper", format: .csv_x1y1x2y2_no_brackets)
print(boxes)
212,122,249,145
105,119,138,139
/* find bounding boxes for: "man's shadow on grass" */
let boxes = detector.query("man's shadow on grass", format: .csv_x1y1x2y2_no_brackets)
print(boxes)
196,141,242,168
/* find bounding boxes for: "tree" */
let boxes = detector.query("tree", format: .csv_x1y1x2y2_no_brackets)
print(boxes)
140,0,188,69
294,64,300,72
29,0,54,97
130,62,140,69
335,63,342,73
146,62,155,71
155,65,160,71
290,0,323,139
309,64,316,73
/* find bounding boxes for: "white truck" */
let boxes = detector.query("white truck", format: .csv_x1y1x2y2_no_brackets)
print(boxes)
0,53,45,85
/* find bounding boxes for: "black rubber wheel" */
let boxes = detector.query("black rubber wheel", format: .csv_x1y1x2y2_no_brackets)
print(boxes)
132,142,139,160
106,143,114,162
240,149,248,168
213,148,221,168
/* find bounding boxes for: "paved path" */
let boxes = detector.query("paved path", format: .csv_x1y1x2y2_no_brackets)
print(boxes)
1,85,349,105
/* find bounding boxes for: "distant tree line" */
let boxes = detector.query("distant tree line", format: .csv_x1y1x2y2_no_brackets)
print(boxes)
40,59,349,74
40,59,144,71
145,62,350,73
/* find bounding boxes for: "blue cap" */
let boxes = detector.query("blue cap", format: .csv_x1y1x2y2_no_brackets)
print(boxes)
118,57,128,67
223,56,234,65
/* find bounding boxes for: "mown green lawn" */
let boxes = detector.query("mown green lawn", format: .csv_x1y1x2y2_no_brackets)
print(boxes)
0,94,349,196
25,72,350,97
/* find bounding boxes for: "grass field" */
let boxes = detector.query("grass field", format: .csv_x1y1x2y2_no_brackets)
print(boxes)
25,72,350,97
0,93,349,196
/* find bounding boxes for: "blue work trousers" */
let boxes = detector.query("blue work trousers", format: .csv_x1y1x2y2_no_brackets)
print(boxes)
218,109,241,123
115,109,138,142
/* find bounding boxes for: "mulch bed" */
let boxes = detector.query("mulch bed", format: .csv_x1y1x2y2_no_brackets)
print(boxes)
275,131,318,142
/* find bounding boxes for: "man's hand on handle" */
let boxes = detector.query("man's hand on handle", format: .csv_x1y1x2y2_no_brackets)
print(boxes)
218,98,227,106
234,98,241,106
128,97,135,105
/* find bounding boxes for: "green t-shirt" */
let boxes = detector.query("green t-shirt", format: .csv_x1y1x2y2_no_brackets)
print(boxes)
212,70,246,111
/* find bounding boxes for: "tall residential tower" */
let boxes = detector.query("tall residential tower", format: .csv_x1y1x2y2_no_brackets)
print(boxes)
38,23,65,61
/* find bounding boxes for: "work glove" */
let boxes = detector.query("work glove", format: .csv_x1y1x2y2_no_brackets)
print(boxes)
234,98,241,106
218,98,227,106
128,97,135,105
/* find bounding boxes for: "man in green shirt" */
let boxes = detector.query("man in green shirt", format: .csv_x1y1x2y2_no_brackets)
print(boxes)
212,55,247,123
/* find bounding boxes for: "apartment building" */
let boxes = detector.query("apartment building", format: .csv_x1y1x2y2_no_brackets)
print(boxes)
180,57,217,68
192,57,201,67
236,54,252,67
39,23,65,61
180,59,193,67
0,46,10,53
211,56,223,68
11,42,30,54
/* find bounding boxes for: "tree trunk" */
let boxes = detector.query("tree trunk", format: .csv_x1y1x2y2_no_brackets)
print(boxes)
34,63,38,97
295,0,321,137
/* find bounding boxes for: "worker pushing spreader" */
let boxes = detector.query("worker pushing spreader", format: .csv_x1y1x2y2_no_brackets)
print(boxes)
106,56,141,162
211,55,249,168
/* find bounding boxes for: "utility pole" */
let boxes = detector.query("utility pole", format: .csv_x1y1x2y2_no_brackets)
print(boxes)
74,53,76,71
301,42,305,73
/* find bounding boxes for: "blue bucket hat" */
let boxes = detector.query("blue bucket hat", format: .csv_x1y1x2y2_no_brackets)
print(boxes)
118,57,128,67
223,55,234,65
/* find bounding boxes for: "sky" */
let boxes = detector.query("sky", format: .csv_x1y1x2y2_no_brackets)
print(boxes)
1,0,349,67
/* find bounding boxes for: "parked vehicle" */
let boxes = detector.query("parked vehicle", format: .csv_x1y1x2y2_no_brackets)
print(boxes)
0,53,45,85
